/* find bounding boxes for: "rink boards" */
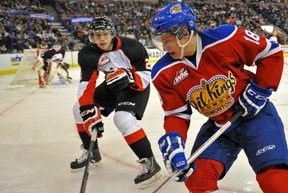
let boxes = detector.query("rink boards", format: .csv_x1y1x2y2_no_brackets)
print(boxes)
0,47,287,75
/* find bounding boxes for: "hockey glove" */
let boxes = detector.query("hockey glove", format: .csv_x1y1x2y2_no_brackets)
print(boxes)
158,132,195,182
56,63,72,84
80,105,104,138
237,80,273,119
105,68,134,92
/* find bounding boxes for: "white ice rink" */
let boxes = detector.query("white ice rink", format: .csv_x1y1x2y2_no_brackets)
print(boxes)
0,64,287,193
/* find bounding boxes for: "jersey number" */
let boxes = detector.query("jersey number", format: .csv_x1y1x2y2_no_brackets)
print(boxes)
244,30,260,45
145,58,152,70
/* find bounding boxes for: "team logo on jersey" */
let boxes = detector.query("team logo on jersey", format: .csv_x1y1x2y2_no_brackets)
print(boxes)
170,4,181,14
186,71,236,117
98,54,111,67
173,68,189,86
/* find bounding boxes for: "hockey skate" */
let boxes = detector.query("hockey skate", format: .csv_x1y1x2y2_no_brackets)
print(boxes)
134,156,164,189
70,146,102,172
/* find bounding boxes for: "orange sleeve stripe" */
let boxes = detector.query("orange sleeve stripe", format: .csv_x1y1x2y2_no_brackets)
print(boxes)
76,123,85,132
124,128,146,145
76,123,91,136
79,71,99,106
130,66,144,91
132,72,144,91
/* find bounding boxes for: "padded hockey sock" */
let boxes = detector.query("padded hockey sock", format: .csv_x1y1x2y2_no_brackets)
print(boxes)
114,112,154,159
125,131,153,159
76,123,98,150
256,166,288,192
185,159,224,193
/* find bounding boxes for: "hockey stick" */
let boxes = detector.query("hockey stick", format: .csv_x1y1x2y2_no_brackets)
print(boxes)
79,129,97,193
152,110,243,193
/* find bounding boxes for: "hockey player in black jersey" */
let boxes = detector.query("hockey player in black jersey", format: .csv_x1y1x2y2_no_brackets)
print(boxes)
32,44,72,87
71,16,163,188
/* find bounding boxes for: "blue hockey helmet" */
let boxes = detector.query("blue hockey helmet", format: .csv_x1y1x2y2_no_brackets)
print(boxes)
151,2,196,48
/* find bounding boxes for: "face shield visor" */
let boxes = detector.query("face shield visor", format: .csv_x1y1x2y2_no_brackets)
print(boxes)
88,29,115,44
150,2,196,52
88,16,116,44
151,33,166,52
151,25,190,52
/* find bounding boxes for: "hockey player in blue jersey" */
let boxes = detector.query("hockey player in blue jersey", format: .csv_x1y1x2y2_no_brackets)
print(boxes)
150,2,288,193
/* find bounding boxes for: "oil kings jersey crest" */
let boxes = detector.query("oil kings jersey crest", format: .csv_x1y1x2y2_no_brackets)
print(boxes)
186,71,236,117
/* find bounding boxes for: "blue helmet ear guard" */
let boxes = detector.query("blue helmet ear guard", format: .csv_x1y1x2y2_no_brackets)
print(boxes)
151,2,196,41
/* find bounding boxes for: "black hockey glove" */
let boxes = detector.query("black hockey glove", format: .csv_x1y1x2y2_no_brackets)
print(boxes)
105,68,135,92
80,105,104,138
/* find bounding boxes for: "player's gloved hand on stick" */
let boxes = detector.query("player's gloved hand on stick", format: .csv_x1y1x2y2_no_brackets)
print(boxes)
175,162,196,182
105,68,135,92
236,80,273,119
80,105,104,138
158,132,195,182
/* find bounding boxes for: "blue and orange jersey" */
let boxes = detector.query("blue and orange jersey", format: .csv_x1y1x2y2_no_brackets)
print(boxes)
151,24,284,141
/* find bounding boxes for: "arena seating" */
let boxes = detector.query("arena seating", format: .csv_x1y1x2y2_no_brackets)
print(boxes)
0,0,287,53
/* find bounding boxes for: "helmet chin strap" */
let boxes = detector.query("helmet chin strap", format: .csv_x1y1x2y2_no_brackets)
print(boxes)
176,31,194,59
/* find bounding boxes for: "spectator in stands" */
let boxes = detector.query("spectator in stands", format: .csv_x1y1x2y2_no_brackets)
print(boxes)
0,0,287,52
0,44,8,53
40,40,49,49
14,39,24,53
269,31,279,43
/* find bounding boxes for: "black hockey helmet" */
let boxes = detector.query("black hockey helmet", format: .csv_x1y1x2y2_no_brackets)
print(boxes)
88,16,116,43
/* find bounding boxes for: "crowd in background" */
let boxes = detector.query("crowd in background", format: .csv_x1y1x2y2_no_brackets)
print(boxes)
0,0,287,54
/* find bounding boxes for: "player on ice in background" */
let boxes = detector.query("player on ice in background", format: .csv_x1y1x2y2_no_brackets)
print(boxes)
32,44,72,87
150,2,288,193
71,16,163,188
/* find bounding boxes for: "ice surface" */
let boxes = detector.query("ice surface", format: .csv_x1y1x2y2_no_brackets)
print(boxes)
0,64,287,193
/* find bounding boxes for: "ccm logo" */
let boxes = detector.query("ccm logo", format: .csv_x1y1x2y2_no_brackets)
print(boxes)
247,88,266,100
80,108,95,116
256,145,276,156
175,160,186,168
